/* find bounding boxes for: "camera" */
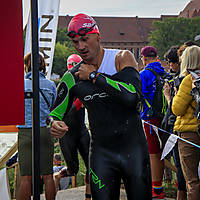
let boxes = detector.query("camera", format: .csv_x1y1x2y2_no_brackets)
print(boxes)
168,114,176,126
194,78,200,89
173,78,180,88
189,71,200,121
191,83,200,120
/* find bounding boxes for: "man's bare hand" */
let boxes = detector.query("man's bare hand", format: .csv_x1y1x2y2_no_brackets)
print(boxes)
50,121,68,138
75,63,96,80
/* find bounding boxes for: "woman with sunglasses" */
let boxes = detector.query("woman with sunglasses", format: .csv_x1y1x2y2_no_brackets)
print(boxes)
48,13,151,200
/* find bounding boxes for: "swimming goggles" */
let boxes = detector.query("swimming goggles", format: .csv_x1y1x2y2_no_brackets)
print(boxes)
67,24,96,38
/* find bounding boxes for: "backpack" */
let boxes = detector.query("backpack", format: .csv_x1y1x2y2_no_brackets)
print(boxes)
144,68,170,120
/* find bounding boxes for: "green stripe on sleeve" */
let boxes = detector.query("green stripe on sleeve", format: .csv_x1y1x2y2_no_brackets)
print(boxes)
49,72,75,120
106,77,136,93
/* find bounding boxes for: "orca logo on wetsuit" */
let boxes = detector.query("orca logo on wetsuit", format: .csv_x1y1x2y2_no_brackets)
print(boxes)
84,92,108,101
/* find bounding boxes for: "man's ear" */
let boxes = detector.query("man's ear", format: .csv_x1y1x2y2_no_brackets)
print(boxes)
143,56,149,65
97,33,101,41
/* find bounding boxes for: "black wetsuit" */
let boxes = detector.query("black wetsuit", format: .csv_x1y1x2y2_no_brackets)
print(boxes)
49,64,152,200
59,105,90,176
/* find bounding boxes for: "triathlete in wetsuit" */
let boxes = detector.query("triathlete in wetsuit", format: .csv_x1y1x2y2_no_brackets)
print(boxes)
59,54,91,199
48,13,152,200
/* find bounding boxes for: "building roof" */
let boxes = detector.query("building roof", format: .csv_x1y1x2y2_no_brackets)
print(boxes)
136,17,161,42
94,16,143,43
58,15,173,43
179,0,200,18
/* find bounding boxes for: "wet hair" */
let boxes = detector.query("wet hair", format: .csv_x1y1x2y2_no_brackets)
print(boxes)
24,52,46,74
180,45,200,77
164,45,180,63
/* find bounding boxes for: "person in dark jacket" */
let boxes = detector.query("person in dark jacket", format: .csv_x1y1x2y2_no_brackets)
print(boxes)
163,46,187,200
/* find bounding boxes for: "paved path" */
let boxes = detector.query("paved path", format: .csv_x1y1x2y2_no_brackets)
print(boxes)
40,186,175,200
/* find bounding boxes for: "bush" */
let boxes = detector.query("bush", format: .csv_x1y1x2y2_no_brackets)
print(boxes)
7,167,15,198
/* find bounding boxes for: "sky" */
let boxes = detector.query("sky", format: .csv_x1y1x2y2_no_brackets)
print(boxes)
22,0,190,26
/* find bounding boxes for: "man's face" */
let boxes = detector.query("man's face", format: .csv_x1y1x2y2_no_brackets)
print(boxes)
71,33,100,63
168,61,179,72
141,56,146,66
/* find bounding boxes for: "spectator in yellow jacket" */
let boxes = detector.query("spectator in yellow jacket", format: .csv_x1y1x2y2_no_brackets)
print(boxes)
172,45,200,200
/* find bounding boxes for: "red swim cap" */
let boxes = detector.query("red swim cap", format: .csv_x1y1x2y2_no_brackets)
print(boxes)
67,54,82,69
68,13,99,38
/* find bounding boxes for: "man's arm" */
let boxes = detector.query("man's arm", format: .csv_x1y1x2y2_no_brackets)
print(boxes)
48,71,76,138
77,50,141,107
95,67,141,107
115,50,138,72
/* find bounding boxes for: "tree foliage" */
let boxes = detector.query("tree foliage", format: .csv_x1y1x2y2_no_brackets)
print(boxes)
56,27,68,44
52,42,77,76
52,28,78,76
55,28,75,48
149,17,200,58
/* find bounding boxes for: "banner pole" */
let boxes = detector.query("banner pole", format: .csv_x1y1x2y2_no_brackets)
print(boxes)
30,0,40,199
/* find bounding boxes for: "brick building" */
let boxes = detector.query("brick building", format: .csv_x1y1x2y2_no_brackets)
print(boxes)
57,0,199,62
179,0,200,18
58,15,175,61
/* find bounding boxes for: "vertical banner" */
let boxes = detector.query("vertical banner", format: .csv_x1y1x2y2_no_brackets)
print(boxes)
0,1,24,125
25,0,60,79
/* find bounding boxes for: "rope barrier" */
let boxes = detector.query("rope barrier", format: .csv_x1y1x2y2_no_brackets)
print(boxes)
143,120,200,149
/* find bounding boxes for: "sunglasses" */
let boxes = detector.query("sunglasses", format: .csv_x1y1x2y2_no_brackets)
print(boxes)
164,59,174,65
67,24,96,38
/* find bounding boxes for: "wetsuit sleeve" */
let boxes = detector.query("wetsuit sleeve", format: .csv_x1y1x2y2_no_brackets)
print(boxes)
48,71,76,121
62,98,82,123
95,67,142,107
